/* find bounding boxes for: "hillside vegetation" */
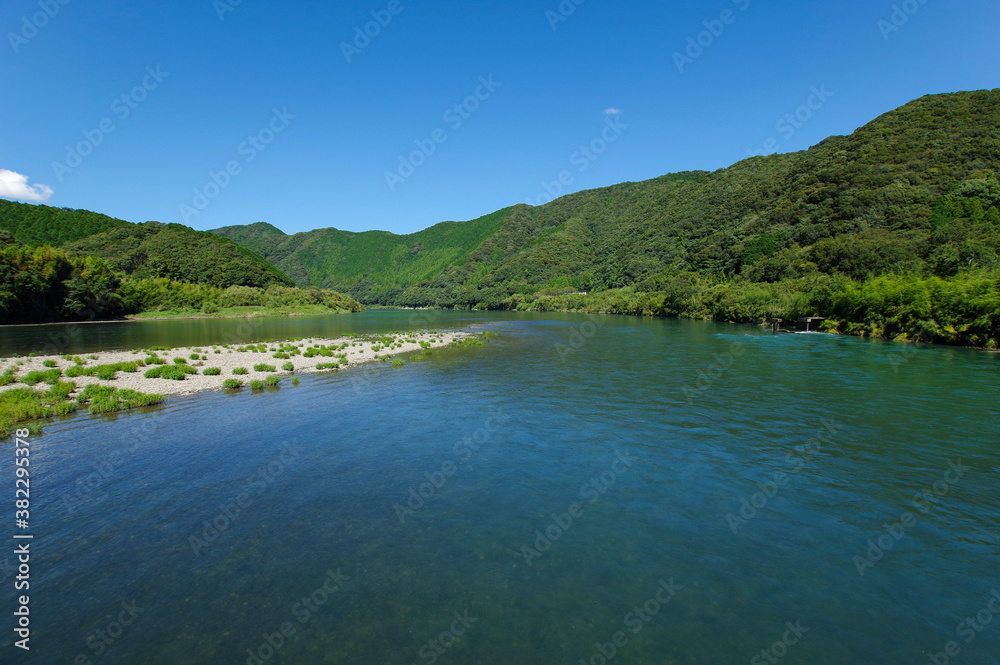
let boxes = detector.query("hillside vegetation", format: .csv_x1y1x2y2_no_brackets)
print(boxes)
211,207,512,291
0,199,129,246
0,206,362,324
65,221,294,288
213,90,1000,347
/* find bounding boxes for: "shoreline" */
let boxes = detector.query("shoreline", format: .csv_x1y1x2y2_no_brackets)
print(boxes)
0,329,476,400
0,308,360,328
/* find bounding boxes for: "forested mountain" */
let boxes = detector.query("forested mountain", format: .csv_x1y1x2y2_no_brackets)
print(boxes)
0,199,130,246
65,222,294,288
211,208,512,290
213,90,1000,315
0,205,347,324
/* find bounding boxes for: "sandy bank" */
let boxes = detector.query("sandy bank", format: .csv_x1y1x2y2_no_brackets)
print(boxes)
0,329,474,398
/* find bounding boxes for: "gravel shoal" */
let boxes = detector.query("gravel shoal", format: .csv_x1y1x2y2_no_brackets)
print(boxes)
0,329,472,397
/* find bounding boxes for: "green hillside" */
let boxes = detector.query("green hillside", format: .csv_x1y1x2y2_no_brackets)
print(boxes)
64,221,294,289
211,207,512,294
0,199,130,246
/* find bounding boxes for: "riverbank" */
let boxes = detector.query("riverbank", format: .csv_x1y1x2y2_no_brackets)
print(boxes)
0,328,484,435
127,304,360,321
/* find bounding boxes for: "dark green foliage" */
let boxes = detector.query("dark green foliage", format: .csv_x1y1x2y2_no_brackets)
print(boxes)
249,379,265,391
63,221,293,288
211,208,512,293
202,367,222,376
117,279,363,315
281,362,294,372
222,379,243,390
42,360,57,368
0,245,124,324
263,375,280,387
0,199,129,246
232,367,248,375
253,364,276,372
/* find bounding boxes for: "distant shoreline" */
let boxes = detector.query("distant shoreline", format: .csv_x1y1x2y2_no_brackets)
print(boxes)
0,306,361,328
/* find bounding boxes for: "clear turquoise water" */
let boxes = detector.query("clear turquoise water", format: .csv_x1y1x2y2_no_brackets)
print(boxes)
1,312,998,664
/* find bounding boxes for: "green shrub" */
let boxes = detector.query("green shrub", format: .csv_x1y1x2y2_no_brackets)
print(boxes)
0,382,80,436
253,363,276,373
273,352,290,359
392,358,405,368
145,354,166,365
232,367,248,375
189,353,200,360
95,366,118,381
42,360,57,368
202,367,222,376
78,385,165,415
22,369,62,386
264,375,280,387
144,365,197,380
173,357,187,365
282,362,294,372
222,379,243,390
292,377,300,386
249,379,265,391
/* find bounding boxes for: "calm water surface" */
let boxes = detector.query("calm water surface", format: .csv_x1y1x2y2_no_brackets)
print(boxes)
0,311,997,664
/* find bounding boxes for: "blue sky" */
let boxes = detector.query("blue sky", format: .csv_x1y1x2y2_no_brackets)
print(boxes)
1,0,997,235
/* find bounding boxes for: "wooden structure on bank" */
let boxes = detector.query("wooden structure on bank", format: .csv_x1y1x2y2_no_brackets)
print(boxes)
767,317,826,334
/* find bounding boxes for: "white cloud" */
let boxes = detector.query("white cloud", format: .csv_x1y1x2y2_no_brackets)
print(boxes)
603,108,623,116
0,169,54,203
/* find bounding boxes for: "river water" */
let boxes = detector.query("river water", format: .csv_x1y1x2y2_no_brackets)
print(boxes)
1,311,997,664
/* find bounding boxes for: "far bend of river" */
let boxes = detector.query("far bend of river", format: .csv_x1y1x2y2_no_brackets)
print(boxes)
1,311,998,664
